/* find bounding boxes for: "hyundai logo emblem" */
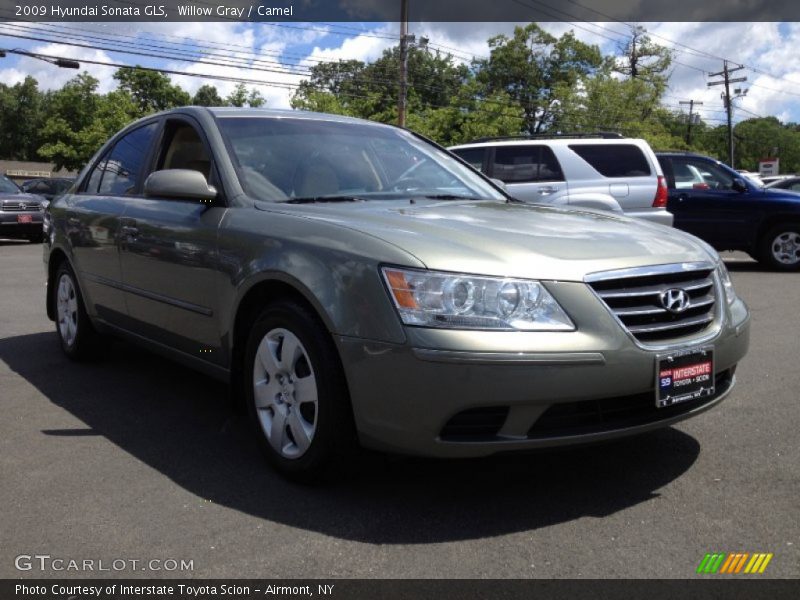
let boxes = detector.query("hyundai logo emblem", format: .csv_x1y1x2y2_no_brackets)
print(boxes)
660,288,691,314
19,203,26,210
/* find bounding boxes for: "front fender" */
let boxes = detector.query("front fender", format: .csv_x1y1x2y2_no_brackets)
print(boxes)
219,207,426,351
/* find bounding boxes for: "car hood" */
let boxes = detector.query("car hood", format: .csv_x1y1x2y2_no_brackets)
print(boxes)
262,199,715,281
1,192,45,205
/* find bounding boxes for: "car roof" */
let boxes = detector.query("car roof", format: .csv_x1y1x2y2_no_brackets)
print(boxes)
450,138,650,150
156,106,396,129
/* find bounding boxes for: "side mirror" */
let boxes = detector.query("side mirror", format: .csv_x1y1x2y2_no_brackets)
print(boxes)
731,178,748,193
144,169,217,201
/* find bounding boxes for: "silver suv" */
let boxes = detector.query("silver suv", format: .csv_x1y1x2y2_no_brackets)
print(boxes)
450,134,672,226
44,109,747,480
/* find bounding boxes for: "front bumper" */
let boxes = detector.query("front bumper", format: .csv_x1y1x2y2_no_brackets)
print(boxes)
0,211,43,238
338,282,750,458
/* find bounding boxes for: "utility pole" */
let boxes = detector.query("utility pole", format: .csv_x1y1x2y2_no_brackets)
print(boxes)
397,0,409,127
708,61,747,167
679,99,703,145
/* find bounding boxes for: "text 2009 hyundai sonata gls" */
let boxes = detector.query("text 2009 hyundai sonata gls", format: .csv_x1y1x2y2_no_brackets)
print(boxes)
44,108,750,479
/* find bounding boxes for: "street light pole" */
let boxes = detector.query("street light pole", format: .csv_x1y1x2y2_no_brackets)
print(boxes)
679,99,703,145
0,48,80,69
708,61,746,167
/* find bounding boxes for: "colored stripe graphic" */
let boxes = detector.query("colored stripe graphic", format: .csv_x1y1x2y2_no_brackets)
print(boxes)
699,552,773,574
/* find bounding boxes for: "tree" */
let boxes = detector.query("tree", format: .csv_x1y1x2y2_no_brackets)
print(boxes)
0,76,47,161
192,84,224,106
38,74,140,171
113,67,191,115
225,83,266,107
730,117,800,172
473,23,604,134
292,47,470,123
615,25,673,89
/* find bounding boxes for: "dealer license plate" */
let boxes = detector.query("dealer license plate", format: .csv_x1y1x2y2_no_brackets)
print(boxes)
17,214,32,223
656,347,714,408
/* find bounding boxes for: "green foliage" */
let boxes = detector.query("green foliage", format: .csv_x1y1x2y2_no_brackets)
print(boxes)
291,46,470,123
192,84,224,107
0,76,47,161
3,23,800,177
473,23,604,134
113,67,191,115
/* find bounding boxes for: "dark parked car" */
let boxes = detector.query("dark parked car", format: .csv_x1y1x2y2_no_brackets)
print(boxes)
656,152,800,270
44,109,750,479
0,174,46,243
764,176,800,192
20,177,74,201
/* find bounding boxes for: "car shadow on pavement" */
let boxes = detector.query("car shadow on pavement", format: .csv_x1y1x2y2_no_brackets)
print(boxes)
1,331,701,545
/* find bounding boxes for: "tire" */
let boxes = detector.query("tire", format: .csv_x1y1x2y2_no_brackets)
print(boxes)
759,223,800,271
243,299,357,482
53,262,104,360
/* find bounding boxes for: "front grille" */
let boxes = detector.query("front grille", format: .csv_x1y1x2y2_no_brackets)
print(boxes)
440,406,509,441
587,264,717,343
2,202,39,212
527,369,733,439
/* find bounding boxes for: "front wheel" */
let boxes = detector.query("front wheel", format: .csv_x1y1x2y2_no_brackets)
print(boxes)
243,300,357,481
54,263,104,360
759,224,800,271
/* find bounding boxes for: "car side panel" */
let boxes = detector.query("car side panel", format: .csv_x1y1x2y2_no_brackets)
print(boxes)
56,194,128,324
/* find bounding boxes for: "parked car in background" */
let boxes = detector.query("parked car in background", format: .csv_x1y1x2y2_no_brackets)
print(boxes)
735,170,764,187
20,177,74,201
44,108,749,479
764,176,800,192
0,174,46,243
761,174,797,186
656,151,800,270
449,134,672,226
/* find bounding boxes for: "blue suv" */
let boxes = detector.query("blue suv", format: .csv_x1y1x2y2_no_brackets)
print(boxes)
656,152,800,271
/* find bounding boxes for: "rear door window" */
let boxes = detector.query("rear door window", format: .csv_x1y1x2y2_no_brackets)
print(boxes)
492,146,564,183
451,147,486,172
570,144,651,177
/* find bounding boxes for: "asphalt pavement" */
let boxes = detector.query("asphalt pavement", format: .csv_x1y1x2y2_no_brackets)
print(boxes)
1,240,798,579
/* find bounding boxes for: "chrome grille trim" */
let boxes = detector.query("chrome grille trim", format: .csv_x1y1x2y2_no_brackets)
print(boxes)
585,261,721,347
2,202,40,212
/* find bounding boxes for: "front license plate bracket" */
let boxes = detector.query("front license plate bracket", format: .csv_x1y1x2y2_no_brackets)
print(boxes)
656,347,714,408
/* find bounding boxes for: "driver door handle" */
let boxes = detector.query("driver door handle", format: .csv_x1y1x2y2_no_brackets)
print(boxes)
537,186,559,195
119,218,139,238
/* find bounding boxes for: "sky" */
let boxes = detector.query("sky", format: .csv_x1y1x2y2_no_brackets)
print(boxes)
1,20,800,126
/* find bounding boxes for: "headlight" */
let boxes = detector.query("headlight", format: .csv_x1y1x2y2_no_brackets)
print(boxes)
382,267,575,331
717,261,736,305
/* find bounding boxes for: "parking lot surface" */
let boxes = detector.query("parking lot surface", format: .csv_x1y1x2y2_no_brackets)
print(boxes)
1,241,798,578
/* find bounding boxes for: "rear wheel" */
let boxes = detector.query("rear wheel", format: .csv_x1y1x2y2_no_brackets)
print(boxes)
243,300,357,481
759,223,800,271
54,263,104,360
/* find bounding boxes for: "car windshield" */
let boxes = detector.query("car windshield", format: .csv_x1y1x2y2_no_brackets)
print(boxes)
0,176,20,193
217,116,506,203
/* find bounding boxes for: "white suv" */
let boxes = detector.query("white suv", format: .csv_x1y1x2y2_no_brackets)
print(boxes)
450,134,672,226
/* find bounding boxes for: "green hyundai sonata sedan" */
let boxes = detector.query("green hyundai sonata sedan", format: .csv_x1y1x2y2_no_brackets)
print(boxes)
43,108,750,479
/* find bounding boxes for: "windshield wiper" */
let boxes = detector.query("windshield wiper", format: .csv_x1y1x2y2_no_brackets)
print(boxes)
416,194,481,200
284,196,369,204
